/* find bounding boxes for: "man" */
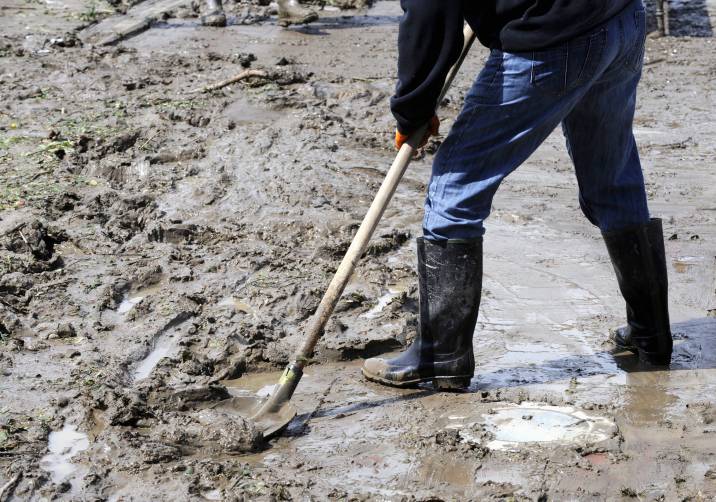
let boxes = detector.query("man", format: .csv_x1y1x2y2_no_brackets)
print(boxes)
362,0,673,390
202,0,318,27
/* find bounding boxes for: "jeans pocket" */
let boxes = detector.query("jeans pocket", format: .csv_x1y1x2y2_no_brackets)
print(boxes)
528,27,606,95
469,50,512,105
625,9,647,72
568,28,607,89
528,45,568,96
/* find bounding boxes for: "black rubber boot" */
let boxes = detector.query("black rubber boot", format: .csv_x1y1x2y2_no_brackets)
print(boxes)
201,0,226,27
362,238,482,390
603,218,673,365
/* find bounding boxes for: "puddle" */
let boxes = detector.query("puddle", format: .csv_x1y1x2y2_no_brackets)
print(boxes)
201,489,222,500
133,339,172,381
117,294,143,314
90,409,108,439
416,457,474,489
117,283,163,315
223,98,282,125
256,384,277,397
480,403,616,451
39,424,90,485
218,296,254,315
224,369,308,398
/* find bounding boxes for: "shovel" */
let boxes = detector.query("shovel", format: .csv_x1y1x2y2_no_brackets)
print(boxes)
227,25,477,439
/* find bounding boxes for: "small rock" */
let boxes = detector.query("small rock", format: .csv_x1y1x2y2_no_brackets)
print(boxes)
232,52,256,68
140,441,182,464
8,339,24,352
56,323,76,339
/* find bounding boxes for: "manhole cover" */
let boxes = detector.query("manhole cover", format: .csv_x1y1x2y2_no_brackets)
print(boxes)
482,403,616,450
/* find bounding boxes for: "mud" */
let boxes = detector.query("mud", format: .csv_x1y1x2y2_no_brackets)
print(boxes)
1,0,716,500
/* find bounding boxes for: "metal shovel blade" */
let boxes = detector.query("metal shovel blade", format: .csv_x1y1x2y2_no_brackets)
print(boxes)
213,394,298,439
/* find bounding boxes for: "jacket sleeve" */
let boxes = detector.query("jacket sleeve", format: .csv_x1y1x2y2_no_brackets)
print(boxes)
390,0,465,134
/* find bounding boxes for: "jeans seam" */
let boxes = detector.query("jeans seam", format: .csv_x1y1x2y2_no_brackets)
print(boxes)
563,118,596,226
563,41,569,95
530,52,535,85
628,10,646,73
489,53,502,87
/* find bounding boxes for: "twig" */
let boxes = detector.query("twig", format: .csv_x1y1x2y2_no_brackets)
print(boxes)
138,131,159,151
189,69,268,94
17,230,30,248
0,473,21,502
30,169,52,181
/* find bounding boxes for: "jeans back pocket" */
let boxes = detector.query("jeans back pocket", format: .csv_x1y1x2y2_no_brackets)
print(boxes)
529,28,607,95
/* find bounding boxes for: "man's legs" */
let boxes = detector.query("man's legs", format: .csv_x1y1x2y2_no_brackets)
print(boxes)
362,0,672,389
363,24,618,388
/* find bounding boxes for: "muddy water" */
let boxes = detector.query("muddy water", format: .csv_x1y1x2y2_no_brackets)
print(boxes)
38,425,90,495
1,0,716,499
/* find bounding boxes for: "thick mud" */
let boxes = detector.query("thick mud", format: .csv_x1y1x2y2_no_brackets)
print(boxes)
1,0,716,500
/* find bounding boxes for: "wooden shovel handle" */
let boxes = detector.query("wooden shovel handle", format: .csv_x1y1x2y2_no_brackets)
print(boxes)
293,25,477,365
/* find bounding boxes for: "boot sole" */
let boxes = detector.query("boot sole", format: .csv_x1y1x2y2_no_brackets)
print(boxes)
613,343,671,366
361,368,471,391
278,14,319,26
201,14,227,27
610,333,671,364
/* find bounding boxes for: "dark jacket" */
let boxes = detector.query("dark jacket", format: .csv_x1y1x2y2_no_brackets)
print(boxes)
391,0,634,134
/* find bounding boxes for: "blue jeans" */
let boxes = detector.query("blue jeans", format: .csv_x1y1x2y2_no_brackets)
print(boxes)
424,0,650,240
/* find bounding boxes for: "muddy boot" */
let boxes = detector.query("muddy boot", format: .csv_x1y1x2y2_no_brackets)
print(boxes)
603,218,673,365
201,0,226,27
362,238,482,390
277,0,318,26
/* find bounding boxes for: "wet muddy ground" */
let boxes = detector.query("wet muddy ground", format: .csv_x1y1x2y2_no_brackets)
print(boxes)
1,0,716,500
